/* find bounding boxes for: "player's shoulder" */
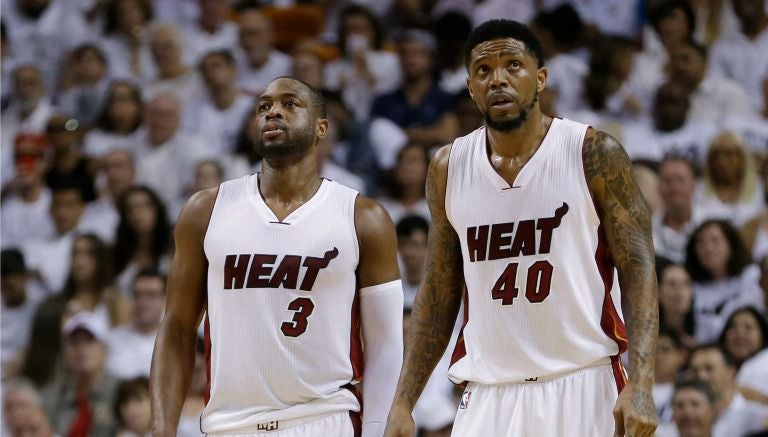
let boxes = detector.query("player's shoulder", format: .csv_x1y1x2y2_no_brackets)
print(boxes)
582,127,626,158
354,195,394,229
176,187,220,233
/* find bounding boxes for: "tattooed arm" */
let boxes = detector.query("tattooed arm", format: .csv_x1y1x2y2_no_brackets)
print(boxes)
583,129,658,437
384,145,464,437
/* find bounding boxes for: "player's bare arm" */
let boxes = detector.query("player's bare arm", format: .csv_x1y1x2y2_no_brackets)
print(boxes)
354,196,404,437
385,145,464,437
150,188,216,437
583,129,658,437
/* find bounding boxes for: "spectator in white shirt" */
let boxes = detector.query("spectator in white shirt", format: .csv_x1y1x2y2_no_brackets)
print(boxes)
688,344,768,437
134,93,211,209
1,134,55,249
654,157,703,264
83,80,144,159
236,9,292,95
188,50,252,156
1,250,40,380
697,132,765,227
686,220,765,343
708,0,768,113
657,258,697,350
99,0,155,82
1,64,54,187
667,40,751,123
107,269,166,379
325,4,401,119
57,44,111,127
718,306,768,369
88,147,136,245
145,23,204,114
654,329,689,426
181,0,238,64
657,378,718,437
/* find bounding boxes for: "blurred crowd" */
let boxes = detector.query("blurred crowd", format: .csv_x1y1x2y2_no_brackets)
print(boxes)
1,0,767,436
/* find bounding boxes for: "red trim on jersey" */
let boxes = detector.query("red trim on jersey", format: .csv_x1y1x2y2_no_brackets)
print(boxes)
203,314,212,405
611,355,628,393
594,223,629,355
350,290,363,382
450,283,470,366
342,382,363,437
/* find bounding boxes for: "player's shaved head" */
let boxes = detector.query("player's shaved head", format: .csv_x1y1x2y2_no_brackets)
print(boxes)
268,76,327,119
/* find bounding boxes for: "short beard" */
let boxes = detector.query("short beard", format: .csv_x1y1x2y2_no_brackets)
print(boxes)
254,128,315,160
484,92,538,132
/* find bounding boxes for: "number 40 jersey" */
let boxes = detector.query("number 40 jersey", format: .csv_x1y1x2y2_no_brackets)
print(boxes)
202,175,361,434
445,119,628,387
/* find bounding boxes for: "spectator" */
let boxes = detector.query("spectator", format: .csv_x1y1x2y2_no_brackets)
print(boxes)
134,93,210,209
1,250,40,380
291,44,326,90
376,143,430,224
686,219,765,343
395,215,429,309
697,132,765,227
60,234,129,327
107,269,166,379
83,80,144,159
6,404,56,437
370,29,458,149
43,115,98,204
325,4,401,119
99,0,154,81
21,183,89,294
708,0,768,113
657,378,718,437
642,0,696,72
43,311,118,437
2,379,48,435
57,44,111,127
20,297,67,389
145,23,203,110
1,65,54,186
1,134,55,249
434,11,472,95
453,90,484,138
113,186,171,295
86,148,136,246
188,50,252,156
657,257,697,349
113,377,151,437
621,82,717,165
653,156,704,263
688,344,768,437
719,306,768,368
235,9,291,95
181,0,238,64
316,115,365,193
667,40,750,124
654,328,689,426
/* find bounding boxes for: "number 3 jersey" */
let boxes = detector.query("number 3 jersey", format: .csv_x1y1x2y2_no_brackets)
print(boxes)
445,118,628,386
201,175,361,434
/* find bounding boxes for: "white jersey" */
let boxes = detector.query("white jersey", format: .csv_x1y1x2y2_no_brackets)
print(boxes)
445,119,628,386
202,175,362,434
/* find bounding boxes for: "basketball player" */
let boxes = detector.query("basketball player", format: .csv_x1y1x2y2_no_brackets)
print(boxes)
150,77,404,436
385,20,658,437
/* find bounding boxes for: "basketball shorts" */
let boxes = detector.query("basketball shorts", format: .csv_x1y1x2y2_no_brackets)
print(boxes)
451,363,621,437
206,411,359,436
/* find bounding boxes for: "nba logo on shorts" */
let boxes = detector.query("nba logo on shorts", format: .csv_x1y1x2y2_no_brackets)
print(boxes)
459,390,472,410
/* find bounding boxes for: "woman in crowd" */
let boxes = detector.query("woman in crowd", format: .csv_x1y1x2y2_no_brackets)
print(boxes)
657,257,697,349
376,143,430,224
113,186,171,295
718,306,768,368
698,132,765,227
685,219,765,343
99,0,155,81
83,80,144,158
59,233,129,327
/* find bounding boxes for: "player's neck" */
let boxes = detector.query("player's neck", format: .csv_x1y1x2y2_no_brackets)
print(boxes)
486,108,550,158
259,152,322,204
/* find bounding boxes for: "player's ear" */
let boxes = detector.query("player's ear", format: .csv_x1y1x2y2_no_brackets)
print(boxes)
316,118,329,139
536,66,548,94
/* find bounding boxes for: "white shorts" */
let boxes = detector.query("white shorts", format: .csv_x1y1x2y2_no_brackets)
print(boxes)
207,411,359,437
451,363,623,437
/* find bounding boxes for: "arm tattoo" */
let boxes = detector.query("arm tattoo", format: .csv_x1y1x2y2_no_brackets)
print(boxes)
583,131,658,388
394,153,463,408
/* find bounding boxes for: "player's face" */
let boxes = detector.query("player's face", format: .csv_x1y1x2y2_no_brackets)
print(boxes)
672,388,715,437
466,38,546,132
254,79,326,159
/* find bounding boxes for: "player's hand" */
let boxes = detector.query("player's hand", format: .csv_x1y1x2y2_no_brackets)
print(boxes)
383,404,416,437
613,382,657,437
